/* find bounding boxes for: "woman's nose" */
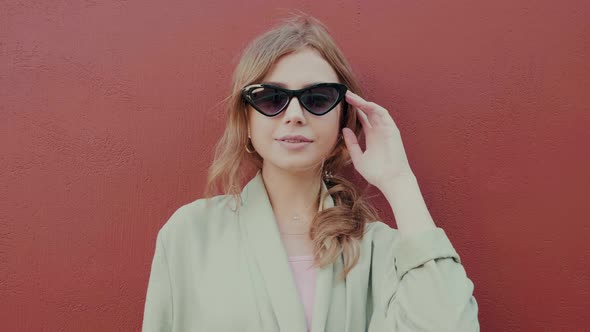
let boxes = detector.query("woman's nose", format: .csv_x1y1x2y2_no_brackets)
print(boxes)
282,97,306,123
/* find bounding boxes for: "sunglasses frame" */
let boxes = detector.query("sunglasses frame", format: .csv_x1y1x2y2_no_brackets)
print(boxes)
241,82,348,117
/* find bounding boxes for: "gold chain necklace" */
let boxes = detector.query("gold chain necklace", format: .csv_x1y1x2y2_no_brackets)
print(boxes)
278,187,321,235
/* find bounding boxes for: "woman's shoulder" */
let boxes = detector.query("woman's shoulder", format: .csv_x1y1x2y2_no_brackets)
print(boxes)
156,193,237,241
363,220,400,243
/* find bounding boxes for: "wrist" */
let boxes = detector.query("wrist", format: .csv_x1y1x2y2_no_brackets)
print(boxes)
378,172,417,196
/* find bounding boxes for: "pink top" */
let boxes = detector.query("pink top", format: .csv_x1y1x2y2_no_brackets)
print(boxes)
288,255,317,332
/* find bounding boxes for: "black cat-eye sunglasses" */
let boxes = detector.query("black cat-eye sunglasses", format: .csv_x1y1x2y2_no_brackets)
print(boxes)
241,82,348,117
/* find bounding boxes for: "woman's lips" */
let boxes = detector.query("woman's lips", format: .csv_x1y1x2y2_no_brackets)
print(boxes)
276,139,312,150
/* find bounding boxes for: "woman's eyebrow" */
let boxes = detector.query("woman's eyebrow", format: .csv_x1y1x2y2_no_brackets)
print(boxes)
261,81,322,88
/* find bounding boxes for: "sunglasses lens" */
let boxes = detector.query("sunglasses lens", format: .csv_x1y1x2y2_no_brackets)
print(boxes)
300,86,341,115
249,87,289,116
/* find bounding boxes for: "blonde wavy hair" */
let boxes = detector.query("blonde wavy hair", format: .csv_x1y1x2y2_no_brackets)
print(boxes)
203,13,381,281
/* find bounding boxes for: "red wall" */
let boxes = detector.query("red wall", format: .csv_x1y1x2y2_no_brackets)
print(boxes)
2,0,589,331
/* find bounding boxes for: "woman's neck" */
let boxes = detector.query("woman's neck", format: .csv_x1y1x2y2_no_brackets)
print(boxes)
261,165,321,230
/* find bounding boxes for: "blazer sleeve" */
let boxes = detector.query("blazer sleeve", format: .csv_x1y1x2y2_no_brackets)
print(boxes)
142,230,173,332
382,227,480,332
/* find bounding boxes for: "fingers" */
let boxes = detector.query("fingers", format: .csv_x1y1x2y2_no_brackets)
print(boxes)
357,108,372,130
346,91,372,136
345,90,378,117
345,91,395,127
342,127,363,165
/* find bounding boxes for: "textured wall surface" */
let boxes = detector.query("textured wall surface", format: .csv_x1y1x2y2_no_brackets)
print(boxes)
2,0,589,331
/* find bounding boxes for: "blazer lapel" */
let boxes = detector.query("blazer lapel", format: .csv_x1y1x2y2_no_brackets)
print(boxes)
238,170,340,332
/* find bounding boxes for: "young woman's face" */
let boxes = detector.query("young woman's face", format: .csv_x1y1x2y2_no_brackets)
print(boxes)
247,47,342,173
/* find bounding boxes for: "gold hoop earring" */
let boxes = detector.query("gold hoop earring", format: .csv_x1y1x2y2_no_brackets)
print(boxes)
245,137,255,154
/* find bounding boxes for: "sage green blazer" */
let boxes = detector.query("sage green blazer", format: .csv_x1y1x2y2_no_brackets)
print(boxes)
142,170,479,332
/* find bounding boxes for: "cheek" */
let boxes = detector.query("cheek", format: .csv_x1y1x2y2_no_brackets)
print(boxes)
248,111,275,147
316,113,342,148
248,109,265,132
329,108,343,135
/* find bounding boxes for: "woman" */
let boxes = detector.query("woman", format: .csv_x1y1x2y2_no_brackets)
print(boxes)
142,14,479,332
